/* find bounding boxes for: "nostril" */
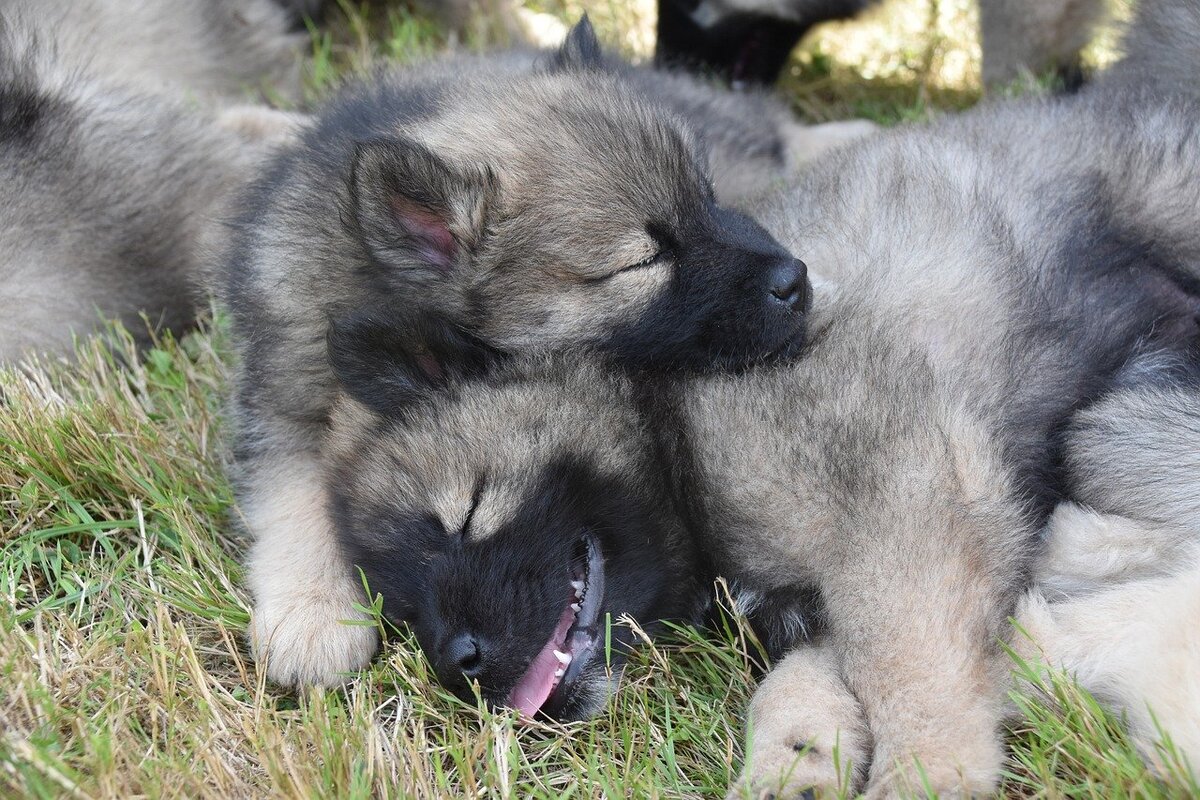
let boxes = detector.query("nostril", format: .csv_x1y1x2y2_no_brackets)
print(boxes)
792,257,808,284
445,633,483,676
768,258,810,312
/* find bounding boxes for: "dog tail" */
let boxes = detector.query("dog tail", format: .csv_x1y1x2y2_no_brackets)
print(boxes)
1066,380,1200,527
1102,0,1200,98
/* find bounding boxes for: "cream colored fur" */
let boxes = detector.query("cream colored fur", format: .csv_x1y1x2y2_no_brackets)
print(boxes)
244,460,377,687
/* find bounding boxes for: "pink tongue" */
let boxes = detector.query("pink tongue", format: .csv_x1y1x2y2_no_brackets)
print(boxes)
507,602,577,719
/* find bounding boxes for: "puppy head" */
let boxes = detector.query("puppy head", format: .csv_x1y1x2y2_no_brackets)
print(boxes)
343,17,811,373
326,309,706,719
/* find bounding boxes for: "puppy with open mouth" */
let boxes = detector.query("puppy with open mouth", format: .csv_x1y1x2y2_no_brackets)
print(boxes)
324,311,709,721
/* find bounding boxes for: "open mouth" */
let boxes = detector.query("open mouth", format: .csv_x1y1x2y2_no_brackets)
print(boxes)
506,534,606,718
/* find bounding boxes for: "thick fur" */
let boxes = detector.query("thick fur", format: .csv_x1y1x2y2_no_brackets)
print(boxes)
319,44,1200,799
741,381,1200,796
324,349,708,719
6,0,303,102
655,0,1108,86
0,13,290,363
1030,379,1200,767
226,20,878,688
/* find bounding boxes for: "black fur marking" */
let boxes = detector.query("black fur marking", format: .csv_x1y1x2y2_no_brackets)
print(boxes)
654,0,872,85
327,303,494,417
0,81,47,142
601,205,810,372
331,453,705,721
999,180,1200,520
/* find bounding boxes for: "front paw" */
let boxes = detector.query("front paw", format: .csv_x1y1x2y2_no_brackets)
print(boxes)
863,741,1003,799
729,734,855,800
250,590,379,688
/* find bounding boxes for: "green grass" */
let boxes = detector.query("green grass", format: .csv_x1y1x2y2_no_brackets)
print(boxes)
1,1,1189,797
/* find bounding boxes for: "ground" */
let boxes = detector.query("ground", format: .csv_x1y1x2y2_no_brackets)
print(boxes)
1,1,1195,797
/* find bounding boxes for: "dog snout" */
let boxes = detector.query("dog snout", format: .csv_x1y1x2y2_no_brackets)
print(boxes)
439,632,485,681
768,258,810,313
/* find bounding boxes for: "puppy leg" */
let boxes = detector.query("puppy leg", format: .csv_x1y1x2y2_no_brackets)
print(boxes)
1017,507,1200,778
243,458,378,687
1034,502,1195,596
1019,570,1200,777
730,642,872,799
823,542,1014,797
979,0,1107,86
217,105,311,147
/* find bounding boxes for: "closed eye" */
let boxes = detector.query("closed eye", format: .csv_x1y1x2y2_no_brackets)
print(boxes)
460,477,485,538
582,247,674,285
621,249,668,273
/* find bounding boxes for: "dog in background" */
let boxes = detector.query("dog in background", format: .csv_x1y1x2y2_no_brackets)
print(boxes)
656,0,1109,87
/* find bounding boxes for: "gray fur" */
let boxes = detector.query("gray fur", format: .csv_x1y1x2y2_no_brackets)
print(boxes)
0,11,290,363
226,21,863,688
1067,381,1200,531
6,0,303,102
320,20,1200,797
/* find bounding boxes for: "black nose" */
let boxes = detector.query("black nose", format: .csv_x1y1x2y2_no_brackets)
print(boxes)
768,258,810,312
442,633,483,678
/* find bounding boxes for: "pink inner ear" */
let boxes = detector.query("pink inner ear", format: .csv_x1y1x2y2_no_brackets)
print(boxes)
392,196,457,270
414,352,445,383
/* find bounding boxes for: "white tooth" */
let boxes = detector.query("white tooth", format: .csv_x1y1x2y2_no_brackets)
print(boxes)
570,603,582,613
554,668,565,678
570,579,585,593
553,649,571,665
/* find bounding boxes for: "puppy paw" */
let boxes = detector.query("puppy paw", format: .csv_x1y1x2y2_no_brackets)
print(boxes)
729,733,851,800
783,119,880,165
730,646,871,800
251,589,379,688
863,741,1003,800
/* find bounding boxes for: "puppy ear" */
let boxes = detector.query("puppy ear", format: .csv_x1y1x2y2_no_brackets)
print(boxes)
548,15,605,72
348,137,496,274
327,305,493,416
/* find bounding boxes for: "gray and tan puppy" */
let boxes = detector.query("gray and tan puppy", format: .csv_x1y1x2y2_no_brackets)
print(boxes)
318,15,1200,798
0,11,295,364
226,18,873,690
740,379,1200,796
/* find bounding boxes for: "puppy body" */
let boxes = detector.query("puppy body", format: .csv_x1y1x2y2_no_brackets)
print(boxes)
0,13,285,363
741,382,1200,797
